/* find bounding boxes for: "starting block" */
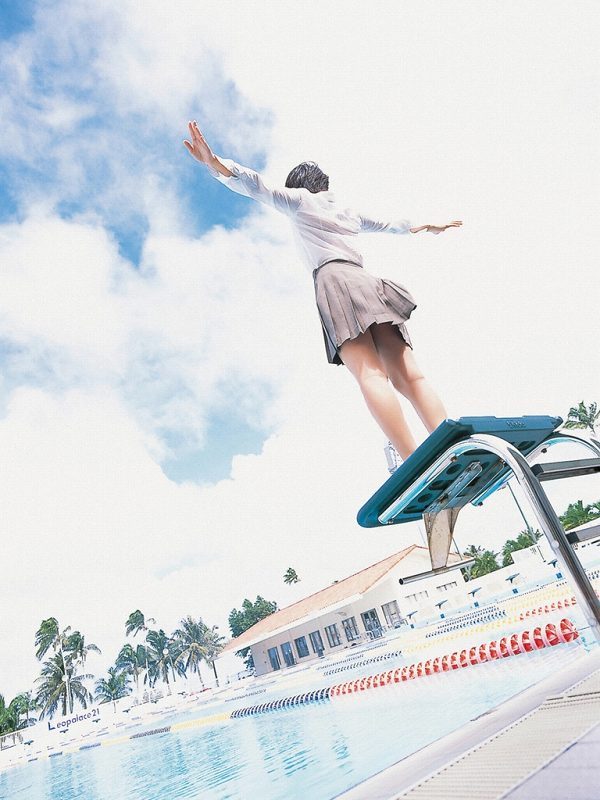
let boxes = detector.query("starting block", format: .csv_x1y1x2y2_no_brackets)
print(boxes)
357,415,600,642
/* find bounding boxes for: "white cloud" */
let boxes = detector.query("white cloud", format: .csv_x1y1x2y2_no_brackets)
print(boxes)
1,0,599,701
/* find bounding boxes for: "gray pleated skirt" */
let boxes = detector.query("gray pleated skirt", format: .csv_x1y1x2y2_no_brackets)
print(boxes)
313,259,417,365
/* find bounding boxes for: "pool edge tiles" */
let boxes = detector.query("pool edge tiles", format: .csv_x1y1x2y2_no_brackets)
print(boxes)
333,645,600,800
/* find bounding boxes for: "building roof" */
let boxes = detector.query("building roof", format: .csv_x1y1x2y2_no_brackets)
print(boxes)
224,545,460,652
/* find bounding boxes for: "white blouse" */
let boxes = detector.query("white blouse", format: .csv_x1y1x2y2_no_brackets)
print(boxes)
207,157,412,273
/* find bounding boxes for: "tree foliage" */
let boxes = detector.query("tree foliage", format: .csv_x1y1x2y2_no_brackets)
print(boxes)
229,596,278,670
0,694,29,734
559,500,600,531
115,644,148,691
145,629,184,690
94,667,131,709
172,616,211,688
283,567,300,585
35,654,93,719
564,400,599,432
33,618,100,718
501,529,542,567
462,545,501,578
228,596,278,639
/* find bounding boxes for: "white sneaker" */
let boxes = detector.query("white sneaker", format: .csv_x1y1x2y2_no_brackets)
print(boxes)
384,441,402,474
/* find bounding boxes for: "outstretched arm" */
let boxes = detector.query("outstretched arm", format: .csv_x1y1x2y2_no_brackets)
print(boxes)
359,213,462,235
183,121,302,215
410,222,463,235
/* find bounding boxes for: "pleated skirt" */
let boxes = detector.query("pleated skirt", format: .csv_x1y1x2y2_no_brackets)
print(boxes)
313,259,417,365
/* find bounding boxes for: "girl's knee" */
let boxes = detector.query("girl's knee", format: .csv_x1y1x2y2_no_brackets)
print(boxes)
393,372,425,398
357,366,389,390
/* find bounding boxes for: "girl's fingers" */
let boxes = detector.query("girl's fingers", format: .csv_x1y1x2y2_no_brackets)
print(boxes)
192,121,205,144
188,121,202,145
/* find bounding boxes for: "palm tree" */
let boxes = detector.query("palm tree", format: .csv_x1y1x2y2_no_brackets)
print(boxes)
202,626,226,688
564,401,599,433
125,610,156,687
283,567,300,585
34,618,73,713
116,644,147,695
460,544,481,580
0,695,20,734
560,500,599,530
34,619,100,715
502,529,542,567
172,617,209,690
9,692,38,729
463,545,500,578
35,654,93,719
146,629,181,694
94,668,131,713
67,632,101,666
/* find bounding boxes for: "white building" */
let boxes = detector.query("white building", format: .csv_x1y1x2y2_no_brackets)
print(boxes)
223,545,465,675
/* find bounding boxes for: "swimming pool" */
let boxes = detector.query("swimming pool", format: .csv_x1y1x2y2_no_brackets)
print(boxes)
0,642,585,800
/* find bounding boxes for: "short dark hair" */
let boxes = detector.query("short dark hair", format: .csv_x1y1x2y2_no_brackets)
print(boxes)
285,161,329,193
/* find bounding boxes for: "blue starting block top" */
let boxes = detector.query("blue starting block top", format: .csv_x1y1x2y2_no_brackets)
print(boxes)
357,415,563,528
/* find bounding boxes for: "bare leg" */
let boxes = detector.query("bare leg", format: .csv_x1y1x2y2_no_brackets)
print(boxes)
370,323,447,433
339,329,418,459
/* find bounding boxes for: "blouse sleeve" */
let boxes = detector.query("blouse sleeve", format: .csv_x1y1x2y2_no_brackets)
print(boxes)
358,214,412,234
207,156,303,216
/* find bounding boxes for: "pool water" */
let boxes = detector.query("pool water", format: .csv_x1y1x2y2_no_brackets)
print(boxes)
0,644,583,800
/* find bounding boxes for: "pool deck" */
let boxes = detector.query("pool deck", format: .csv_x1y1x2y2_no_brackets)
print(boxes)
337,646,600,800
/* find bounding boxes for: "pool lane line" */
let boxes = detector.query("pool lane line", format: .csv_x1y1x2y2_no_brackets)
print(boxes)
170,712,231,731
402,600,580,654
328,618,579,698
230,687,332,718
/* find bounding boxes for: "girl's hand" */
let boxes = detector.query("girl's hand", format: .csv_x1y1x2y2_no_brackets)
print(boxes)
427,221,463,235
183,121,215,164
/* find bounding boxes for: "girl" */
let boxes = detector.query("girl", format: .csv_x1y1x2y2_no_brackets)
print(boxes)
184,121,462,462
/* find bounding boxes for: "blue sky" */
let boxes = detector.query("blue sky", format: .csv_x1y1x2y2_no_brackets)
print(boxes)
0,2,273,483
0,1,35,40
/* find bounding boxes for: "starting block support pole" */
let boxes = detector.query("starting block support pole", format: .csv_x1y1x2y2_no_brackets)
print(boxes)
467,433,600,645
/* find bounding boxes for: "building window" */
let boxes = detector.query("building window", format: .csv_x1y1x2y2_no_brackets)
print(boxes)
294,636,309,658
342,617,359,642
280,641,295,667
382,600,402,628
405,590,429,603
361,609,383,638
309,630,324,655
436,581,458,592
267,646,281,671
324,623,341,647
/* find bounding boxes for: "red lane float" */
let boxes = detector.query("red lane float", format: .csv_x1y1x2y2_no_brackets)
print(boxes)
329,619,579,699
519,595,578,621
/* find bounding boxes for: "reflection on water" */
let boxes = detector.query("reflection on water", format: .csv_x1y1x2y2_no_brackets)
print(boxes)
0,645,583,800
